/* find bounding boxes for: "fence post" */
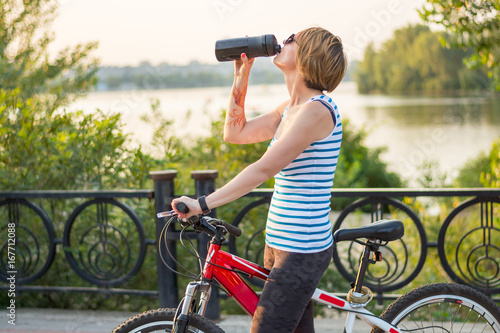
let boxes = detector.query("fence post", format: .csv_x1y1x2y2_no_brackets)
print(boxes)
151,170,178,308
191,170,220,320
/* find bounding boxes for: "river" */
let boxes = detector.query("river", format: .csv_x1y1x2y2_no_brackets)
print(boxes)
70,82,500,185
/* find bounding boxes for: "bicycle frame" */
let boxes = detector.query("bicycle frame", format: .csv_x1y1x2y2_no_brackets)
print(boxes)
183,239,403,333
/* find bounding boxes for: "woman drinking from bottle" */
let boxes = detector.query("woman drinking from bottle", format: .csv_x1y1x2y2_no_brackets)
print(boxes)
173,26,347,333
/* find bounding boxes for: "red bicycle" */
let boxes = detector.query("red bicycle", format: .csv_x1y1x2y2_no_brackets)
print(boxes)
113,203,500,333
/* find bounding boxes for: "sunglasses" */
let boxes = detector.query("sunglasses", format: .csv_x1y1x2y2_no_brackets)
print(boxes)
283,34,296,45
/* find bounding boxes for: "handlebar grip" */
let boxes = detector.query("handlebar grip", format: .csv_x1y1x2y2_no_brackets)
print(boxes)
174,202,242,237
211,220,242,237
176,202,189,214
223,221,242,237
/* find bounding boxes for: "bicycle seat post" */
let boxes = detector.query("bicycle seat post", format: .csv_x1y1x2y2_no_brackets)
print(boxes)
353,242,378,293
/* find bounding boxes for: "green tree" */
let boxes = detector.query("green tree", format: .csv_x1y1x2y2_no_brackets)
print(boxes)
0,0,157,312
454,152,491,187
454,138,500,188
420,0,500,90
140,99,184,163
355,43,378,94
0,0,155,191
354,24,489,94
480,138,500,187
0,89,153,190
0,0,99,109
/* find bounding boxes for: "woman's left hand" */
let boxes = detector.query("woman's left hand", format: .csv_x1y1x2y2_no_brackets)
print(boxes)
172,196,202,218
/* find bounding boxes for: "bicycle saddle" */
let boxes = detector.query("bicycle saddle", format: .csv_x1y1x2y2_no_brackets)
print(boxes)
333,219,404,242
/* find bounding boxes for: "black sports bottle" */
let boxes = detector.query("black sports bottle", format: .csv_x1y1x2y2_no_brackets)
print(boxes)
215,34,281,62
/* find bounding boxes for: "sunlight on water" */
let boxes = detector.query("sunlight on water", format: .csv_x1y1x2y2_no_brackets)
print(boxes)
70,82,499,185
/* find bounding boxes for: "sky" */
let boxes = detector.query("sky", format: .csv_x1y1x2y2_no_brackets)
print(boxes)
50,0,428,66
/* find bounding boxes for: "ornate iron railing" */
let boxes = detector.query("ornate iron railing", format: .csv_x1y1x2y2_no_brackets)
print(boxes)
233,188,500,299
0,190,157,297
1,171,499,320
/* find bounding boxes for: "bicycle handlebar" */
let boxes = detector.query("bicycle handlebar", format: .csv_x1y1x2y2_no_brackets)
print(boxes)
156,202,242,237
175,202,189,214
208,219,242,237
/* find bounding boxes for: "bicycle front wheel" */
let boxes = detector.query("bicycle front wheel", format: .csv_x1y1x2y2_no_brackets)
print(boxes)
112,308,225,333
372,283,500,333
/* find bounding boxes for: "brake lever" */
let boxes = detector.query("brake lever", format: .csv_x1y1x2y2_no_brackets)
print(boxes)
157,210,176,218
157,202,190,219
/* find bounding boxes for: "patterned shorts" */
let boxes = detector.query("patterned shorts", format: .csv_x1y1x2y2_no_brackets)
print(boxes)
250,244,333,333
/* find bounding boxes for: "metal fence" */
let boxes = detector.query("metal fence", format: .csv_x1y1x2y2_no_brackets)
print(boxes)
0,189,156,297
1,170,499,319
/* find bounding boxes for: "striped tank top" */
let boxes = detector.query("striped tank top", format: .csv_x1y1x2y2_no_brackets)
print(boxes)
265,95,342,253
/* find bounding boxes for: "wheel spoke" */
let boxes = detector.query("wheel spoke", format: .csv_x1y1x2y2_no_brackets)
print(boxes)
383,285,500,333
428,304,435,333
458,308,472,333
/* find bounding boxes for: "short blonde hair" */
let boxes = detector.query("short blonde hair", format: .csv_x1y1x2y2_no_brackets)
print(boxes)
296,27,347,93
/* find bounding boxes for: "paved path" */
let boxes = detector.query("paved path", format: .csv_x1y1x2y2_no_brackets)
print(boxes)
1,307,370,332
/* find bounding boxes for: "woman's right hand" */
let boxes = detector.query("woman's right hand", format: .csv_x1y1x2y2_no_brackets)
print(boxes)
234,53,255,78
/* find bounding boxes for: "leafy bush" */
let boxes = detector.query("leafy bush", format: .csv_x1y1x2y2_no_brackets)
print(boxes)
454,138,500,188
0,89,153,190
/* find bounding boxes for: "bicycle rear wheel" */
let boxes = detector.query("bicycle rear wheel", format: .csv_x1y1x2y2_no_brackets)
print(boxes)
372,283,500,333
112,308,224,333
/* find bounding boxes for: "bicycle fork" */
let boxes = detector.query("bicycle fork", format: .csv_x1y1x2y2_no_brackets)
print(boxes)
173,226,225,333
173,281,212,333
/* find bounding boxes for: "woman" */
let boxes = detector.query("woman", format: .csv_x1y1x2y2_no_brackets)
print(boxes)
173,27,347,333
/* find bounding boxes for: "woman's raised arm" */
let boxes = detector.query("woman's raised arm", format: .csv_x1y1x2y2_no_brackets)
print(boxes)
224,53,286,144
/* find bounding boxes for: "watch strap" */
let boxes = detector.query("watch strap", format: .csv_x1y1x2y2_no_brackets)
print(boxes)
198,196,211,214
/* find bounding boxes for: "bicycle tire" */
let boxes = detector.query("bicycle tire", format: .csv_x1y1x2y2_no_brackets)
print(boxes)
372,283,500,333
112,308,225,333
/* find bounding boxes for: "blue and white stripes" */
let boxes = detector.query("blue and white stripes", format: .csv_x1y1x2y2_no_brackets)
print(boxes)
266,95,342,253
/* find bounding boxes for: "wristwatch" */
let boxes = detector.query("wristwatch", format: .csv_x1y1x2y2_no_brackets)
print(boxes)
197,196,211,214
